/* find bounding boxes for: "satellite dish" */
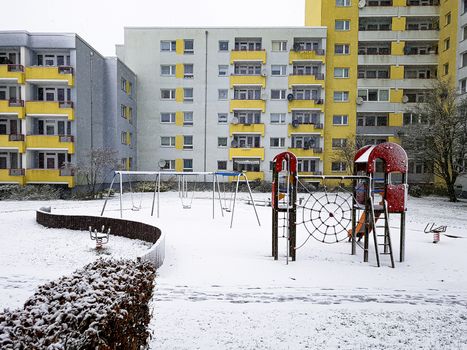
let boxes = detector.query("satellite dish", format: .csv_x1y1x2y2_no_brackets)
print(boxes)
158,159,167,168
231,140,238,148
287,93,294,101
358,0,366,8
232,117,239,124
356,97,364,105
402,95,409,103
293,43,301,52
292,119,299,128
261,69,267,76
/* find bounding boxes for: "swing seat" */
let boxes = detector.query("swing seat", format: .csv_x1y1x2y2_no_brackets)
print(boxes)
182,204,192,209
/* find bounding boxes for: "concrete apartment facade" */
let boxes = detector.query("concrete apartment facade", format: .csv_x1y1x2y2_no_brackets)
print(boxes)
117,27,328,181
0,31,136,188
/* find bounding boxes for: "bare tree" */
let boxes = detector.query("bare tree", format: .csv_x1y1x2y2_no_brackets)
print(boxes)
403,79,467,202
332,134,366,175
77,148,118,198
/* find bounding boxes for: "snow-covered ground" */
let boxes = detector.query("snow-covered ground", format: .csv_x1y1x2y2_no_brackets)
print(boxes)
1,192,467,349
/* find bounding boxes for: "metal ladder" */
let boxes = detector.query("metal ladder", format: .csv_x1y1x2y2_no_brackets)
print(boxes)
369,198,395,268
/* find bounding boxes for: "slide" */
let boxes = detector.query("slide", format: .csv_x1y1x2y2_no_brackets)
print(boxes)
347,212,381,239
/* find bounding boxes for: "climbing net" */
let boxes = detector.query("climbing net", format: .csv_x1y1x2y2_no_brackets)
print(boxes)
296,179,355,246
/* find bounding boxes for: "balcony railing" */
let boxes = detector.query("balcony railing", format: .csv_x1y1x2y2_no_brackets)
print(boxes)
60,168,75,176
58,66,74,74
366,0,392,5
9,168,25,176
358,48,391,55
291,48,325,56
290,73,325,80
7,64,24,72
407,0,439,5
8,134,25,142
8,98,24,107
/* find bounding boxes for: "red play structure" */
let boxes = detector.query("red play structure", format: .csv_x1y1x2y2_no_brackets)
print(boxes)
272,142,408,267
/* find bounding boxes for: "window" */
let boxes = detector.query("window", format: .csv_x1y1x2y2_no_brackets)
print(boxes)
331,162,347,172
184,64,194,78
183,112,193,126
464,26,467,41
357,89,389,102
462,52,467,67
160,159,176,170
270,137,285,148
233,88,261,100
272,41,287,52
128,82,133,96
335,44,350,54
357,114,388,126
335,20,350,31
443,63,449,75
270,113,286,124
121,78,127,91
161,40,176,52
333,115,348,125
184,39,194,54
291,135,320,149
444,38,450,50
233,158,260,172
218,65,229,76
218,89,228,100
184,88,193,102
161,136,175,147
121,132,127,145
121,104,127,118
161,65,176,76
271,65,287,76
234,63,261,75
403,113,427,125
161,89,175,100
232,135,261,148
292,88,319,100
183,159,193,172
333,91,349,102
161,112,176,123
219,41,229,51
332,138,347,148
445,12,451,26
183,135,193,150
461,79,467,94
36,53,70,66
218,137,228,147
234,111,261,124
217,161,227,170
336,0,351,6
297,159,317,173
334,67,350,78
292,111,319,124
218,113,228,124
271,89,286,100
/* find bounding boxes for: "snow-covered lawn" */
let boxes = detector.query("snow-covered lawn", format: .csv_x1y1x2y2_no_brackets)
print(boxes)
1,192,467,349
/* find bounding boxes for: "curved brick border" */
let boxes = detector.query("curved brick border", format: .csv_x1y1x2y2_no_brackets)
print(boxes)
36,209,165,268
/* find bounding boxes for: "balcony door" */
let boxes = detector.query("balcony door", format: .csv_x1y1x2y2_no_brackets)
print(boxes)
0,152,7,169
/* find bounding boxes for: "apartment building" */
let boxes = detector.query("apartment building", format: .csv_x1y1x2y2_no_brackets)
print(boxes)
306,0,460,183
0,31,136,188
117,27,327,181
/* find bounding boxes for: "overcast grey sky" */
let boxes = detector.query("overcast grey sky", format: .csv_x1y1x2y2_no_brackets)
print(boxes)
3,0,305,56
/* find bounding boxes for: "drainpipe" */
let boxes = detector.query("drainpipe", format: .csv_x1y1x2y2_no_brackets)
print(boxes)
204,30,208,175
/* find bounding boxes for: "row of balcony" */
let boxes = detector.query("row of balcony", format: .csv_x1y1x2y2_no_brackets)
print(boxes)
229,99,324,113
229,51,325,65
0,65,74,85
226,123,324,136
229,74,325,89
0,135,74,153
0,100,74,119
228,147,324,160
0,168,74,187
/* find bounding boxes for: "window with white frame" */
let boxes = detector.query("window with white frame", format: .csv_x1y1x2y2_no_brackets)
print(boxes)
403,113,427,125
219,41,229,51
184,39,194,54
234,111,261,124
183,159,193,172
297,159,317,172
121,104,127,118
292,64,320,76
270,113,286,124
460,79,467,94
234,63,261,75
232,135,261,148
331,161,347,172
332,115,348,125
271,65,287,76
184,64,194,78
217,160,227,170
36,53,70,66
336,0,351,6
120,132,127,145
272,41,287,52
160,112,176,123
183,135,193,149
335,20,350,31
161,65,176,76
161,40,176,52
357,114,388,126
183,111,193,126
161,136,175,147
270,137,285,148
271,89,286,100
233,88,261,100
233,158,260,172
332,138,347,149
292,111,319,124
334,67,350,78
335,44,350,54
293,40,320,52
218,113,228,124
462,52,467,67
160,159,176,170
218,89,228,100
293,88,319,100
184,88,193,102
161,89,176,100
357,89,389,102
218,65,229,76
291,135,320,149
333,91,349,102
218,137,228,147
121,78,127,91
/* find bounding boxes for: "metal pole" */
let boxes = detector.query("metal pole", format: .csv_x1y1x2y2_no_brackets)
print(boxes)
230,174,240,228
212,174,215,219
400,212,406,262
244,174,261,227
216,175,224,217
157,174,161,218
151,173,157,217
101,173,116,216
119,172,123,219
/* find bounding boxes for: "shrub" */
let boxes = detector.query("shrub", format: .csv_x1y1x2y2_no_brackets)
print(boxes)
409,185,422,198
0,185,64,201
0,259,155,349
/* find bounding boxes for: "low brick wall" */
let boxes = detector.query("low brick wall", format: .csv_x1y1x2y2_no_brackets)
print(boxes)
36,209,165,268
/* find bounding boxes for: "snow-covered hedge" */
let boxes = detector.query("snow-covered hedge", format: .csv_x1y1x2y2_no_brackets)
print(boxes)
0,259,155,349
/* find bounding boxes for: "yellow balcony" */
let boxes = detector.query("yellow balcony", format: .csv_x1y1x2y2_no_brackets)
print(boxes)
287,124,323,136
26,135,75,154
288,74,325,88
230,75,266,88
243,171,264,181
0,100,25,118
289,50,325,64
230,99,266,112
25,169,74,188
230,50,266,64
288,99,324,112
229,147,265,160
25,66,74,86
0,65,25,83
288,148,323,158
229,123,265,136
26,101,74,120
0,134,25,153
0,169,25,185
